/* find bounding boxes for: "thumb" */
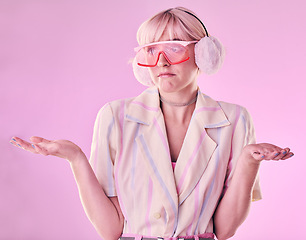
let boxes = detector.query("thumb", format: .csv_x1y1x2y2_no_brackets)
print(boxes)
252,151,265,161
30,136,50,144
30,136,52,156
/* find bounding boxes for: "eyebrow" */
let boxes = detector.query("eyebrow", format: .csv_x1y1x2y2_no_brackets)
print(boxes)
172,38,183,41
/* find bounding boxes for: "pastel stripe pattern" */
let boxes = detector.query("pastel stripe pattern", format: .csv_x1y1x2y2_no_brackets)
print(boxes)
186,182,200,235
126,115,149,125
114,100,130,231
153,117,171,158
195,106,221,113
241,114,248,143
195,128,222,233
106,118,115,195
177,128,207,193
131,101,159,112
90,103,111,173
139,135,178,236
145,178,153,236
224,105,241,189
90,118,100,172
131,124,140,189
89,87,261,237
204,119,229,128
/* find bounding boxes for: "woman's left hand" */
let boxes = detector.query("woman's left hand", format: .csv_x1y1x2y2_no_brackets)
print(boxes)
242,143,294,162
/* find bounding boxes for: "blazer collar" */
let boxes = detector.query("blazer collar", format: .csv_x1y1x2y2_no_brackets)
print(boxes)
130,87,231,229
125,86,230,129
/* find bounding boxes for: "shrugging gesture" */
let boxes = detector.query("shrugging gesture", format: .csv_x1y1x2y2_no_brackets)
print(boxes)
10,6,295,240
10,136,124,240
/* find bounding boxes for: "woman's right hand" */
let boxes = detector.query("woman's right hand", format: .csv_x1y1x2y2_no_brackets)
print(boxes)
10,136,84,163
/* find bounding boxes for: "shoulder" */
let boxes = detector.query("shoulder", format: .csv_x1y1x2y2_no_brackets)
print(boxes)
217,100,250,115
96,87,157,118
95,97,134,119
201,93,253,123
216,100,254,127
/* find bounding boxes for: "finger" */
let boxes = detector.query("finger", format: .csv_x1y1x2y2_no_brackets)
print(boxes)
10,137,38,154
281,148,290,159
10,137,21,148
254,146,282,161
29,137,53,156
273,148,290,160
264,151,278,160
271,151,281,160
32,143,50,156
11,136,51,156
270,149,285,160
280,149,294,160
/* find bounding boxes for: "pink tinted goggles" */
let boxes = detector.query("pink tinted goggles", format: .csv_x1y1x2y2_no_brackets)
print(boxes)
134,40,198,67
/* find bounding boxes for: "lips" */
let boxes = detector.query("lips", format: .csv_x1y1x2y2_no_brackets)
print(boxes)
158,72,176,78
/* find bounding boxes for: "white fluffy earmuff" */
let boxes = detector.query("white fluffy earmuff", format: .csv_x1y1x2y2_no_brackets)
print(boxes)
132,36,225,86
194,35,225,75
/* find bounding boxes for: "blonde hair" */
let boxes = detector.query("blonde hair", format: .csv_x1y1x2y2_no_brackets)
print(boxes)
136,7,207,45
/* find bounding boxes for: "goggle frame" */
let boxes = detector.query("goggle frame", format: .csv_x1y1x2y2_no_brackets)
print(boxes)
134,40,198,67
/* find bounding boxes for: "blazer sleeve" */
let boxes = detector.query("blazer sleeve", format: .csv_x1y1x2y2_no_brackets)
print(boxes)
223,106,262,201
89,103,118,197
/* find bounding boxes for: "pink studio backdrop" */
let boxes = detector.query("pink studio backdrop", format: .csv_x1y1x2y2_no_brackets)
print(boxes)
1,0,305,239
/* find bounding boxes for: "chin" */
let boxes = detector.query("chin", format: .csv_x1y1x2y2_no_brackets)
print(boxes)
157,81,178,93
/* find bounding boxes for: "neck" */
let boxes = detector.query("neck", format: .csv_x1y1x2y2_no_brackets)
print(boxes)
159,89,198,124
158,84,199,103
160,92,198,107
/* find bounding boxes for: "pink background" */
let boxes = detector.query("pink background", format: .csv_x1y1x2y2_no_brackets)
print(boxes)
1,0,305,239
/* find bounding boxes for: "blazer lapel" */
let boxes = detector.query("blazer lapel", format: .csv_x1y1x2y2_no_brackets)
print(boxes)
174,90,230,205
126,87,179,234
136,111,178,205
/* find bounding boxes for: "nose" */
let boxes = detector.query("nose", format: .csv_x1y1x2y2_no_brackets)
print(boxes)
156,52,170,67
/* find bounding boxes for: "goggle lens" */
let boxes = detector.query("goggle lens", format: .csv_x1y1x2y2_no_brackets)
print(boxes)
135,41,197,67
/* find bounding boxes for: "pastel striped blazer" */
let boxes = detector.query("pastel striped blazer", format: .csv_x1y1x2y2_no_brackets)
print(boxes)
89,87,262,238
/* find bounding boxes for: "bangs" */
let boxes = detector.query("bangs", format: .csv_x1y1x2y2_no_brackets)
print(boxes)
137,9,204,46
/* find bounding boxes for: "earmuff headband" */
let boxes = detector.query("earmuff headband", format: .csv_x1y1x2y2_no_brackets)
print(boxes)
179,9,209,37
166,8,209,37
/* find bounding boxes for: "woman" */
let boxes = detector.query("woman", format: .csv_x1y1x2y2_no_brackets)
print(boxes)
10,7,293,240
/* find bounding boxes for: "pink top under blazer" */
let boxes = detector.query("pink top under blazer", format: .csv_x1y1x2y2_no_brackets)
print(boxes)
89,87,262,239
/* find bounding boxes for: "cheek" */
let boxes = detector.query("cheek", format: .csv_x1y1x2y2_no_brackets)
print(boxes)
188,46,198,68
179,62,200,83
187,45,195,56
181,58,199,74
189,56,198,69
